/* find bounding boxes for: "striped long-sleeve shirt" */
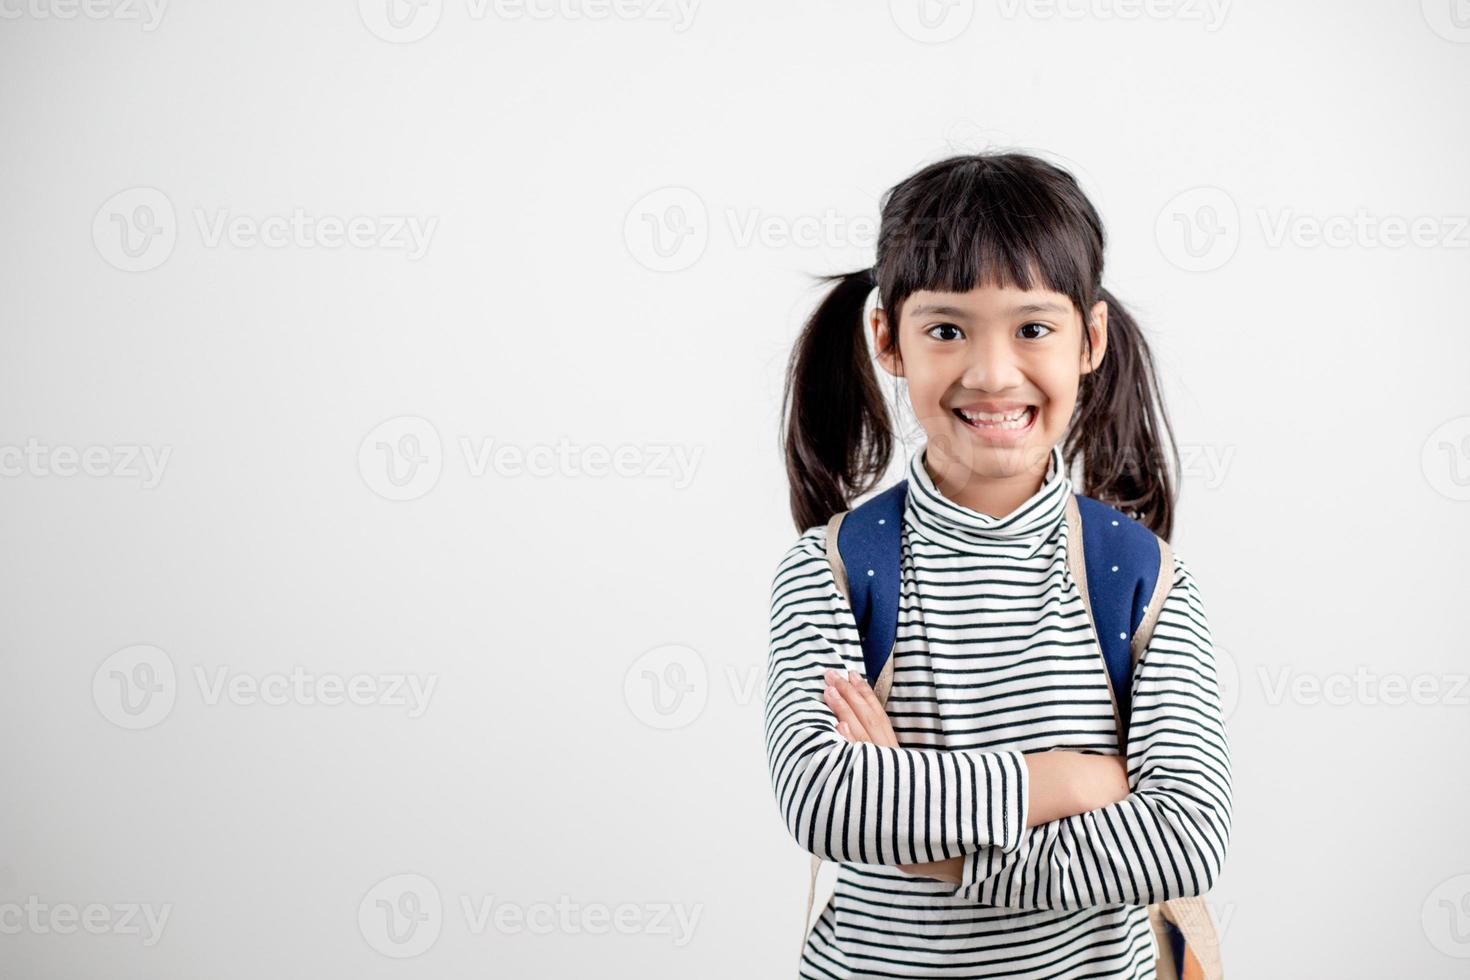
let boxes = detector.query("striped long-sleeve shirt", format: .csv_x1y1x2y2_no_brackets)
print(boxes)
765,442,1233,979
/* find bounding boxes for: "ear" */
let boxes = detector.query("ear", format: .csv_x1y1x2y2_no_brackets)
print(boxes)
1079,299,1108,375
872,307,903,378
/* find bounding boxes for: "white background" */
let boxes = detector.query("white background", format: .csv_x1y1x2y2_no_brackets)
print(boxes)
2,1,1469,977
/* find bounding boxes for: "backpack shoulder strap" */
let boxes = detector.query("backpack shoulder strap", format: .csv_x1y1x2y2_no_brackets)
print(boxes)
823,480,908,688
805,485,906,957
1064,493,1174,744
1066,497,1223,980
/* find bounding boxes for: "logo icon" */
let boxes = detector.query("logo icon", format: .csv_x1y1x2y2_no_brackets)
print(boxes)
889,0,975,43
1155,186,1239,272
93,644,177,730
1423,873,1470,957
1422,416,1470,501
93,187,177,272
623,644,708,729
359,873,443,957
623,187,708,272
358,416,443,501
358,0,443,42
1422,0,1470,42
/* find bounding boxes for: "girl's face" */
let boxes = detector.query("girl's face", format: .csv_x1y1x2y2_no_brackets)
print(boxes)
873,281,1108,504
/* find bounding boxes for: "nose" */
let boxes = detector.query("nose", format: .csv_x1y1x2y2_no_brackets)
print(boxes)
959,336,1026,392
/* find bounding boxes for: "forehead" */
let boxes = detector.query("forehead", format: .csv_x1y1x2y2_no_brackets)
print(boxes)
902,285,1075,320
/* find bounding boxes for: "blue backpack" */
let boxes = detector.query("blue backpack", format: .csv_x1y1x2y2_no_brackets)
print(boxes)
832,480,1163,732
808,479,1223,980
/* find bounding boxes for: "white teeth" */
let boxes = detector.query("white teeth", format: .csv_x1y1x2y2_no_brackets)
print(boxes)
957,406,1033,429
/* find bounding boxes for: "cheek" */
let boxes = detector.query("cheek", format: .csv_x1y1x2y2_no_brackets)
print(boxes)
1033,367,1082,419
902,367,944,404
904,374,958,431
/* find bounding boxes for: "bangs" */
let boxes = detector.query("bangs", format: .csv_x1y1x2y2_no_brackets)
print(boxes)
878,156,1101,320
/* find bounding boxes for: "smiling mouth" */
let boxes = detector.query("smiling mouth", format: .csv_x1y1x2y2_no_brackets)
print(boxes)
953,406,1037,431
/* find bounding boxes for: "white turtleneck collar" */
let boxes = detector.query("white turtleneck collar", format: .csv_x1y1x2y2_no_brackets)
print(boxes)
903,441,1070,552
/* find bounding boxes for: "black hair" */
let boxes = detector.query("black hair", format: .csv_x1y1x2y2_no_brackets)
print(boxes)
780,151,1179,538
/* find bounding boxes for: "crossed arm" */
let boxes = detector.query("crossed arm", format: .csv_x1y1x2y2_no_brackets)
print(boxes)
822,666,1129,882
765,529,1134,872
765,528,1233,909
820,555,1234,909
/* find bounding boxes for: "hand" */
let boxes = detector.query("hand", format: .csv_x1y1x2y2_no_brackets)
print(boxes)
900,855,965,884
824,667,961,883
822,667,898,748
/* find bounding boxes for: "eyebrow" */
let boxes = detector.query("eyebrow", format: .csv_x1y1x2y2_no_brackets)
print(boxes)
909,301,1070,318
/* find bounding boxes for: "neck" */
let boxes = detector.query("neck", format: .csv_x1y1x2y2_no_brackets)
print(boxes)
922,450,1051,519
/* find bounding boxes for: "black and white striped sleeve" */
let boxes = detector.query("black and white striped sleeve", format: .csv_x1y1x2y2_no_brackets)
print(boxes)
764,527,1031,866
949,554,1234,908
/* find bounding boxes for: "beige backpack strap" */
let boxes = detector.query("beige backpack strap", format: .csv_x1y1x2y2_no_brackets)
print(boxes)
1156,897,1223,980
1148,905,1181,980
1139,541,1226,979
1070,501,1224,977
801,509,898,958
825,511,851,605
802,853,822,956
1131,534,1174,668
801,511,848,958
872,641,895,705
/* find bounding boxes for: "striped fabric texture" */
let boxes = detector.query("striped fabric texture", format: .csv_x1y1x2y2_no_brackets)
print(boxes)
765,443,1233,978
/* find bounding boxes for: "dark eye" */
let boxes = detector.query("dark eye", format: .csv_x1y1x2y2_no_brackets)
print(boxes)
1018,322,1053,340
926,323,963,341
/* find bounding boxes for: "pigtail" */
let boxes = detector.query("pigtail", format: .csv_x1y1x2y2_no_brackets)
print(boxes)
780,267,894,533
1066,287,1180,540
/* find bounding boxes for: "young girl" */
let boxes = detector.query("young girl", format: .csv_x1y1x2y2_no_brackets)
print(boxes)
766,152,1232,978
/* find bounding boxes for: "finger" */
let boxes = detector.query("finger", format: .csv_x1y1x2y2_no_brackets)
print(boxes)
834,669,899,746
835,682,885,746
847,669,888,716
824,681,874,742
824,681,868,739
840,669,900,747
833,669,888,741
827,669,875,726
